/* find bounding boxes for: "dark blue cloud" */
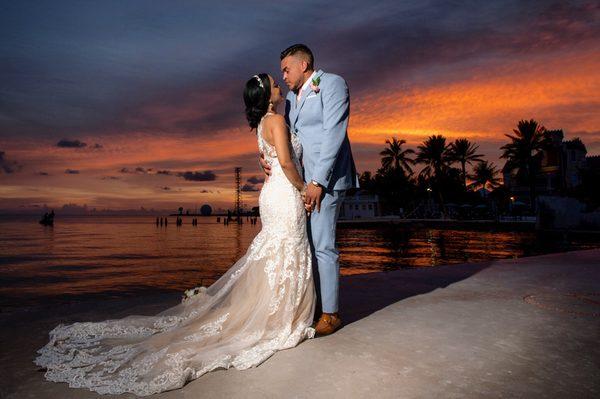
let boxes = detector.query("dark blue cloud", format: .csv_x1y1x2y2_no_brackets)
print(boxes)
0,1,597,139
57,139,87,148
178,170,217,181
246,175,264,184
241,184,259,192
119,166,155,174
0,151,23,173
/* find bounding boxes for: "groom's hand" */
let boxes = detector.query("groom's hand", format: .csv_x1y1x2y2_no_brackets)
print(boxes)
259,153,271,181
305,183,324,212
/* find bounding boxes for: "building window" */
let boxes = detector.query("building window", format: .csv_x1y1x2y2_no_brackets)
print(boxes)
368,204,373,210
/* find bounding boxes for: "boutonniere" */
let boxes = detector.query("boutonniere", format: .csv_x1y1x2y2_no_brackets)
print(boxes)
309,76,321,93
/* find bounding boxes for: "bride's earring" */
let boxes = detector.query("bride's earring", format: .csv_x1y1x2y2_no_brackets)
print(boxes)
268,101,274,112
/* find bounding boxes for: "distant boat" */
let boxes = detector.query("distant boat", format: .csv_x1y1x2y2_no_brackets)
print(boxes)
39,211,54,226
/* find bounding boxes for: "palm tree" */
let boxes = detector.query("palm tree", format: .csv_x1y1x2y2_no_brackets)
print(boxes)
358,171,375,192
379,137,415,175
415,134,452,179
415,134,453,214
500,119,550,211
449,138,484,189
469,161,501,191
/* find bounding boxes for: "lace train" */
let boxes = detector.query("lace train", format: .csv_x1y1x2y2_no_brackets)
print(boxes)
33,114,316,396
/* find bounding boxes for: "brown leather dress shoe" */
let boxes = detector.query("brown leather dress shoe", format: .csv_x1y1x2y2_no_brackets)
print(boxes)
314,312,342,336
312,310,323,325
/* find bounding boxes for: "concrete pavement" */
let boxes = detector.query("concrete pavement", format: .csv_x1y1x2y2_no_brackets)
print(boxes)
2,249,598,398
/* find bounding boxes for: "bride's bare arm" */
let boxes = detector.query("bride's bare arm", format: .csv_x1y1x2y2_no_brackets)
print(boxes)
266,115,305,192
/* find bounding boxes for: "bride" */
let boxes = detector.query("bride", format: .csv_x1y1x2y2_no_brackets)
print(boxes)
33,73,317,396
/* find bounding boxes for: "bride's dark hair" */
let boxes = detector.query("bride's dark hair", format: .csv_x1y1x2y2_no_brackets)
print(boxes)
243,73,271,129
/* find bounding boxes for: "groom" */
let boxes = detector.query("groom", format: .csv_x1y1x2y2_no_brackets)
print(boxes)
260,44,358,336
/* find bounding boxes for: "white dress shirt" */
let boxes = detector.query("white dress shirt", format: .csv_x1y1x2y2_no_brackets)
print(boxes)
296,71,316,103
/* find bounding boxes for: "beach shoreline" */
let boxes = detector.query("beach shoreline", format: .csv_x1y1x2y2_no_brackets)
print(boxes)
2,248,598,398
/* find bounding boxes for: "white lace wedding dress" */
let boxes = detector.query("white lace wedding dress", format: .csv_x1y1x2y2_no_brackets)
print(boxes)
34,113,316,396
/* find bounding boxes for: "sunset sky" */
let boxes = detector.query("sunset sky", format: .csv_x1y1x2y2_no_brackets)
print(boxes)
1,1,599,213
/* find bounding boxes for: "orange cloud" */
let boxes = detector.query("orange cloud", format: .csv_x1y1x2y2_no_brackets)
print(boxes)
0,128,263,211
349,47,599,146
1,45,598,211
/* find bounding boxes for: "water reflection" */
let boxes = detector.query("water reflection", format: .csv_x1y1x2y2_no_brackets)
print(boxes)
234,222,243,260
336,227,598,273
0,215,598,309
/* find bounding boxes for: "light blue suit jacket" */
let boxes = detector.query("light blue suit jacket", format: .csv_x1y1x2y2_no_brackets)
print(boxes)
285,69,359,191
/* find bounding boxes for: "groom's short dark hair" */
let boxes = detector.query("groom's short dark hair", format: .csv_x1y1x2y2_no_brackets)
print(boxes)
280,44,314,69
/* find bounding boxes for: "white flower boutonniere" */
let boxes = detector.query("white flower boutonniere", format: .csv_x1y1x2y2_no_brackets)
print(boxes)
309,76,321,93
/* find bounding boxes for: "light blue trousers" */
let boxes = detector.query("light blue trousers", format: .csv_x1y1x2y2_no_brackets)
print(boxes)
307,189,346,314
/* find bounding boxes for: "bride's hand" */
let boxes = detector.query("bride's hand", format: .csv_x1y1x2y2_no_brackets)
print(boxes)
300,182,307,199
303,184,312,214
304,202,312,215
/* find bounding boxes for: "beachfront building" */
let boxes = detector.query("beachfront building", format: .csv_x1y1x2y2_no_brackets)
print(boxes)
339,190,380,220
502,131,592,202
584,154,600,177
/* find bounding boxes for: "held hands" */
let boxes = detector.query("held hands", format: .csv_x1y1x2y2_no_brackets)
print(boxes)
304,182,324,215
300,183,315,215
300,183,308,212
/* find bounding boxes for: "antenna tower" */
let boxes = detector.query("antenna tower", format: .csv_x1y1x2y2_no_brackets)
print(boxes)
234,167,242,218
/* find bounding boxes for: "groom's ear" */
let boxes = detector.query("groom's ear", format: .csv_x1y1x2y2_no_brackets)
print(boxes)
300,59,309,73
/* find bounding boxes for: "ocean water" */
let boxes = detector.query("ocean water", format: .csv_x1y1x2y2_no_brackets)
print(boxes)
1,215,598,310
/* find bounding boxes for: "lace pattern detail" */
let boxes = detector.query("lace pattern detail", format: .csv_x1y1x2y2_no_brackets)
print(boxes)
183,312,230,342
33,114,316,397
257,113,303,175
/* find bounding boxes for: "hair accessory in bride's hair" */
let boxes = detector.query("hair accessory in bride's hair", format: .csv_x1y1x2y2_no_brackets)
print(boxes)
253,75,264,89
